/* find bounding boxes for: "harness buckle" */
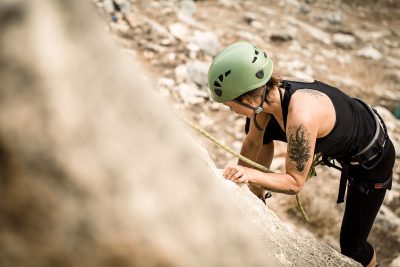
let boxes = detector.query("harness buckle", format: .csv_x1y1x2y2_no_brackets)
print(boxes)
374,183,383,189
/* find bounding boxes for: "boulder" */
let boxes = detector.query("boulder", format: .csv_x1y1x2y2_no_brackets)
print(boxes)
356,46,383,60
0,0,364,266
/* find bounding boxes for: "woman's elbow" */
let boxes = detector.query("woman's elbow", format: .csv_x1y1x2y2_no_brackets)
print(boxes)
291,180,305,194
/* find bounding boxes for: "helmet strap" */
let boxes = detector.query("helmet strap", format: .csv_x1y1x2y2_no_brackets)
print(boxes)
233,85,267,131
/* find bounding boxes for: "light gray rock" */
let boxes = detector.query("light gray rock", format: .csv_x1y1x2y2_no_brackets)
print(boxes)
209,102,221,112
243,12,257,24
177,83,208,105
271,32,295,42
0,1,285,266
326,12,342,25
175,64,188,83
354,30,390,42
333,33,356,49
217,0,240,8
238,31,264,43
385,70,400,83
169,22,190,41
190,31,221,56
286,16,332,45
186,60,210,88
356,46,383,60
299,4,310,14
250,20,264,29
199,149,362,267
178,0,196,19
389,254,400,267
284,0,301,8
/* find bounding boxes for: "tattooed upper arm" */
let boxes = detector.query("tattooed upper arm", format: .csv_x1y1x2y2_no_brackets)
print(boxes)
287,124,311,173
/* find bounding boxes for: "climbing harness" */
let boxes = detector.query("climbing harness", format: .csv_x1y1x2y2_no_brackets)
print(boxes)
321,98,390,203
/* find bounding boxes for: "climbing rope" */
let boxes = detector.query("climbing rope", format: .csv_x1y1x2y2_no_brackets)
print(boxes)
180,115,322,222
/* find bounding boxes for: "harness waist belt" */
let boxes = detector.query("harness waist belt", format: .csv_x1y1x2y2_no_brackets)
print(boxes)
324,99,390,203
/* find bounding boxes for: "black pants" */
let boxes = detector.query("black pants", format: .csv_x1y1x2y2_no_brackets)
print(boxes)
340,139,396,266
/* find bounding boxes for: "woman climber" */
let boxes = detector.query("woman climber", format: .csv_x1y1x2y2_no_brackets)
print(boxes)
207,41,395,267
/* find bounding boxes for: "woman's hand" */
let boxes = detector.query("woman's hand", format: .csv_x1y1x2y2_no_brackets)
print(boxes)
223,164,251,184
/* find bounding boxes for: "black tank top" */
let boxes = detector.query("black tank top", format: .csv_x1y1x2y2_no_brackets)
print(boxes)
245,80,376,159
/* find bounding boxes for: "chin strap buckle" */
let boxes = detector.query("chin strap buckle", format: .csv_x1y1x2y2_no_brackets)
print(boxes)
254,106,264,114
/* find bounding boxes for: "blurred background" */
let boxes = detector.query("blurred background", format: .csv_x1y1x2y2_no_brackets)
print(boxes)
94,0,400,265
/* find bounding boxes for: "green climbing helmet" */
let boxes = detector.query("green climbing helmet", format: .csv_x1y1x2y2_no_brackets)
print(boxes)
208,41,274,103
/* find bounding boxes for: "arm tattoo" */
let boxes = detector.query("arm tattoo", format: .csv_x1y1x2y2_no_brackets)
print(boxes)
298,89,323,97
287,124,311,172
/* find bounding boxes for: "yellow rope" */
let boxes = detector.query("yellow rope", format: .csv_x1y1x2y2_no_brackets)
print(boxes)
180,116,273,173
179,115,317,222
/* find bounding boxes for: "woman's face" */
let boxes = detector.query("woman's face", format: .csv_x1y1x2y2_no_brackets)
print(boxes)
223,98,260,118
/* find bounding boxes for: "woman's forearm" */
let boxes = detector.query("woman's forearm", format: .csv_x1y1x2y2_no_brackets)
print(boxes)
238,135,263,166
247,169,302,195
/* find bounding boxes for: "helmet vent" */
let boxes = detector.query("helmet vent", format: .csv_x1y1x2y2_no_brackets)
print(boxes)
214,81,221,87
224,70,231,77
263,51,268,58
218,74,224,82
214,88,223,96
252,49,260,63
256,70,264,79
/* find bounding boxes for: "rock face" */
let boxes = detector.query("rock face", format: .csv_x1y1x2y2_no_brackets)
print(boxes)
0,0,362,266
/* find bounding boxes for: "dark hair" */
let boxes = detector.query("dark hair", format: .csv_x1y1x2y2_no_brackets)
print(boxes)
235,74,281,104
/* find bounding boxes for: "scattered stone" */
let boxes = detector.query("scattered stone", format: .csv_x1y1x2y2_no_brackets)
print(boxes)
186,60,210,87
187,43,200,53
175,64,188,83
177,83,208,105
233,141,242,152
217,0,240,8
389,255,400,267
243,12,257,24
250,20,264,29
270,32,294,42
190,31,221,56
355,30,389,42
299,4,310,14
332,33,356,49
160,38,174,46
286,59,306,71
198,115,214,129
327,74,359,88
326,12,342,25
337,54,353,64
286,17,331,45
270,157,286,172
356,46,382,60
177,0,196,19
385,70,400,83
237,31,264,43
169,23,190,41
158,77,175,89
284,0,301,8
209,102,221,112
